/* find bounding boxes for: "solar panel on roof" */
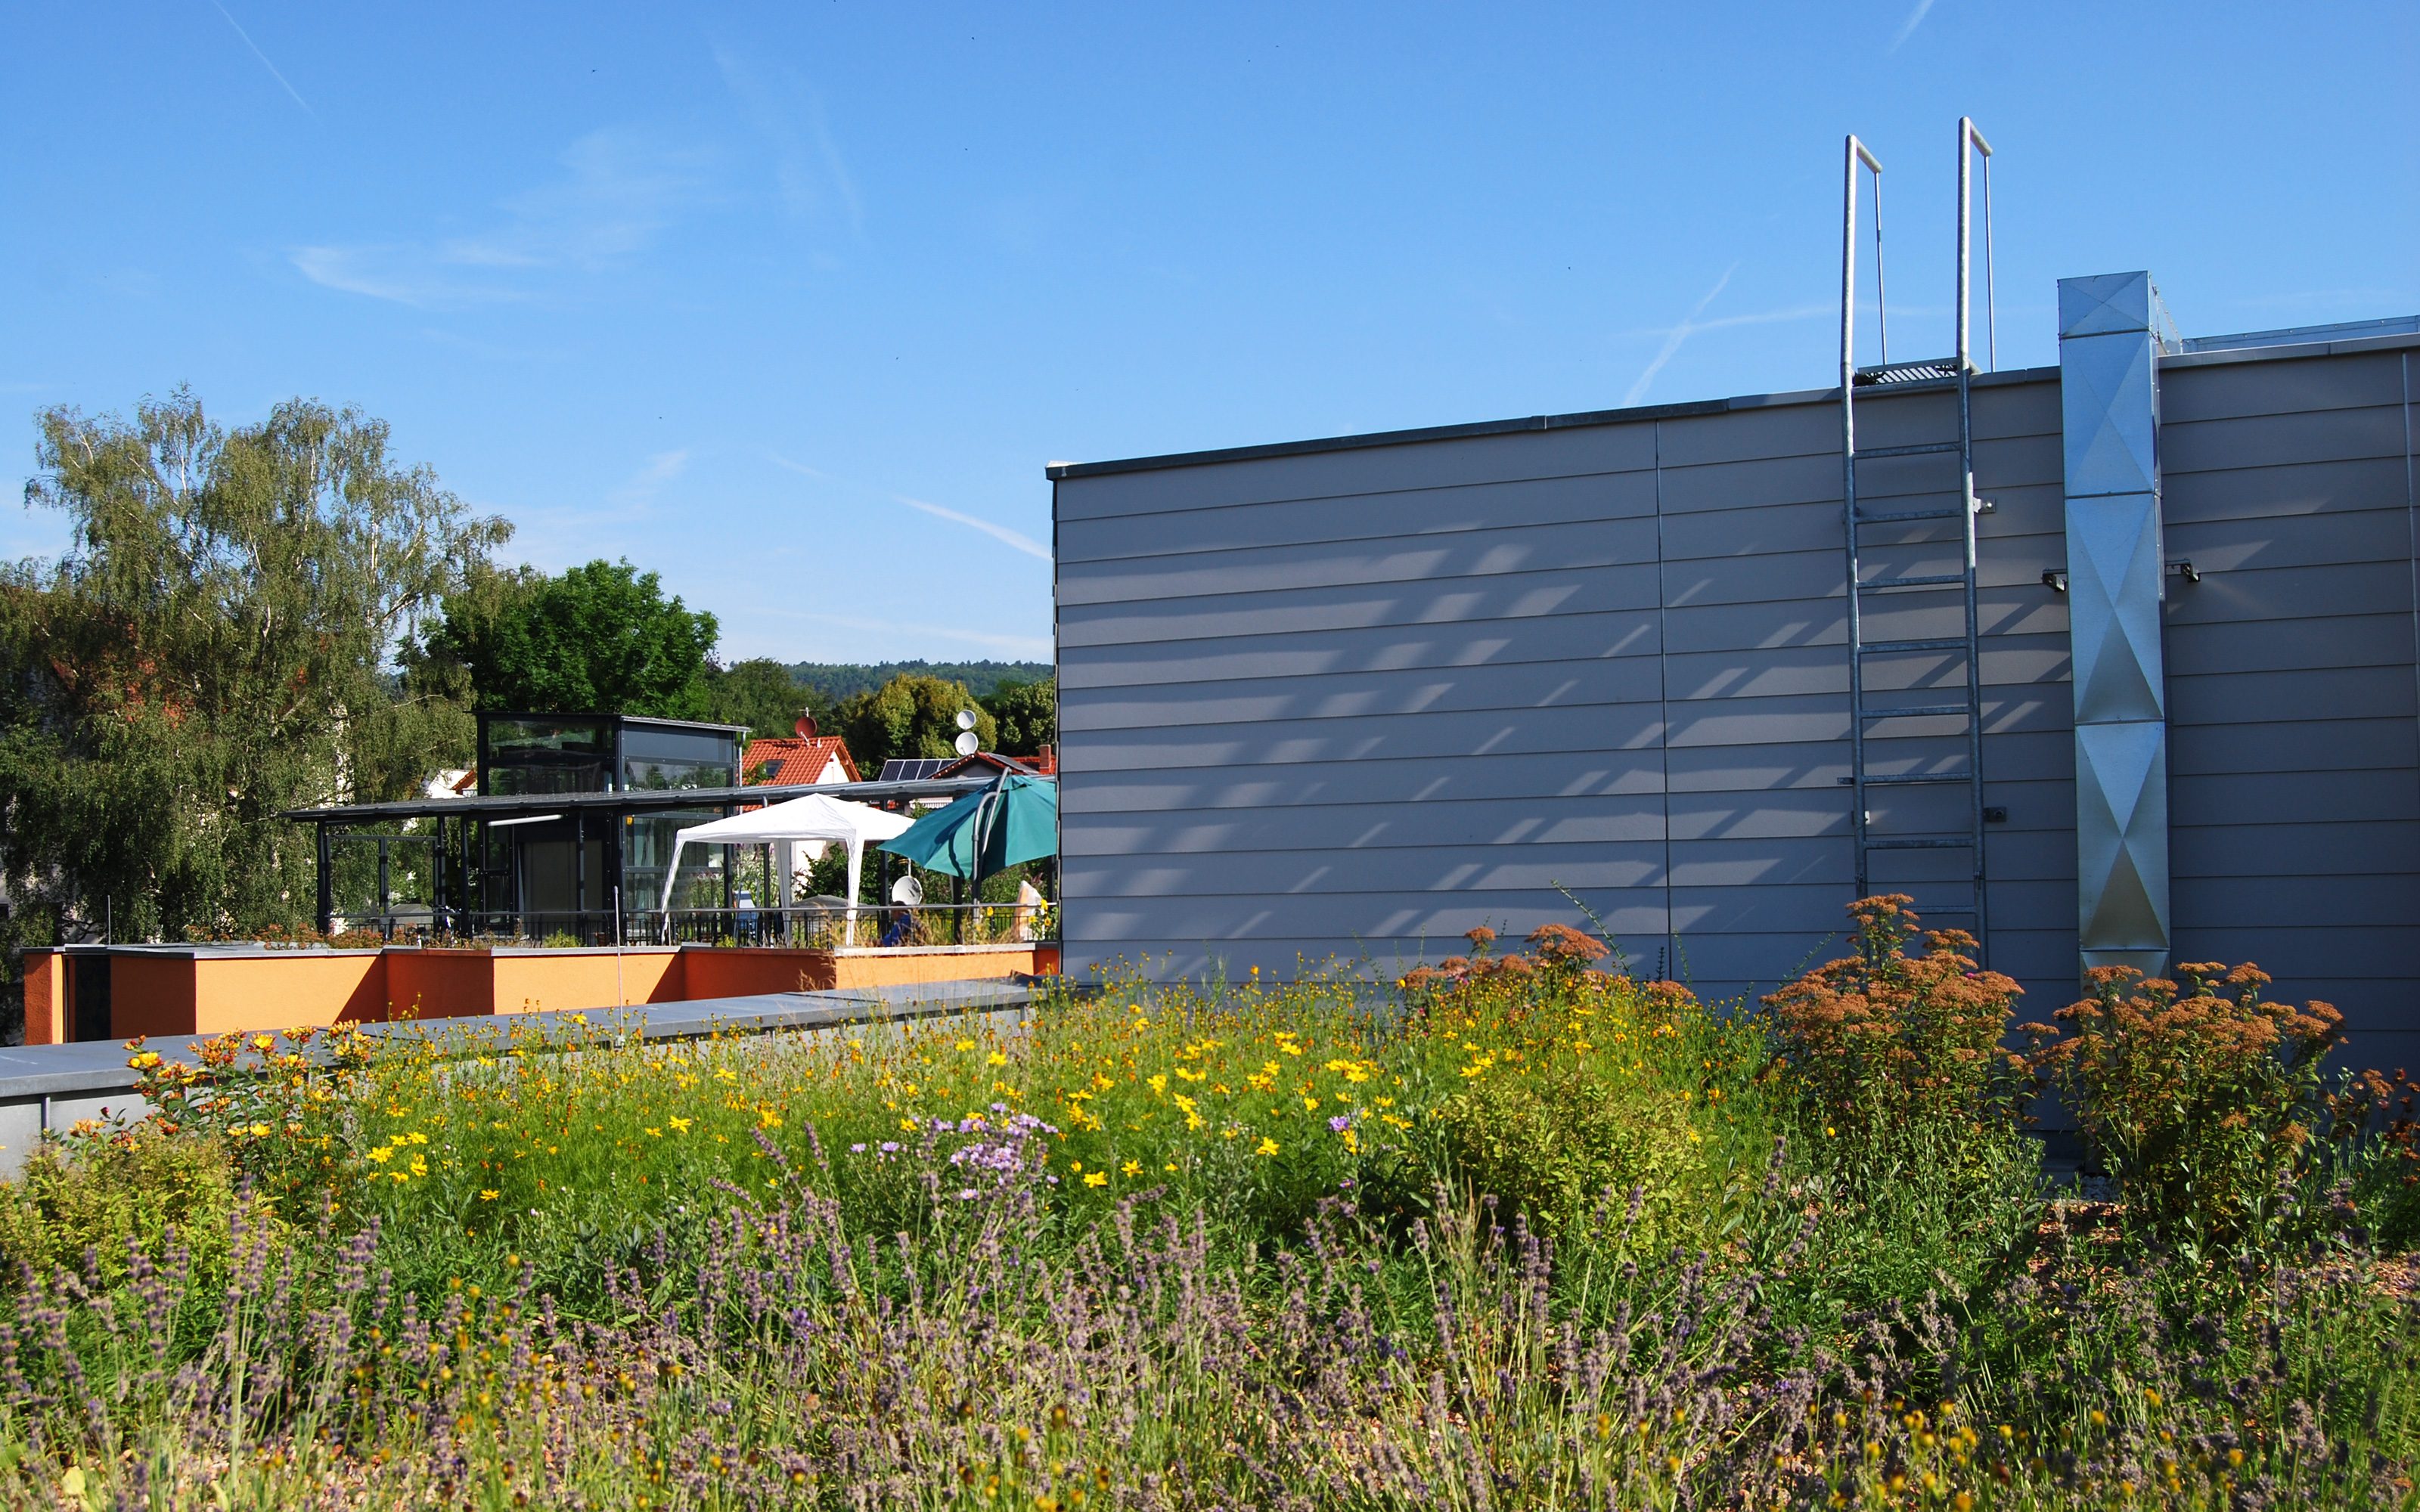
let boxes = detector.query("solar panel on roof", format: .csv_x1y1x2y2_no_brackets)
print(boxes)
877,758,949,782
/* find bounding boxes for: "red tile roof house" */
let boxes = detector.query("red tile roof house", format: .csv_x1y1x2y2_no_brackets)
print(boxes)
743,718,862,786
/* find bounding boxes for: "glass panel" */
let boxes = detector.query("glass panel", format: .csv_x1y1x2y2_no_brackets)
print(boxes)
622,810,728,916
620,725,739,791
482,716,614,795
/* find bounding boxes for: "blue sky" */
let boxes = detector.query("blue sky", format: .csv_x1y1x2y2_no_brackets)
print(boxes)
4,2,2412,664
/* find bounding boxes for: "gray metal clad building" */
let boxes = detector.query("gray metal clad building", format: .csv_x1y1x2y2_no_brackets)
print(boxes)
1047,277,2420,1070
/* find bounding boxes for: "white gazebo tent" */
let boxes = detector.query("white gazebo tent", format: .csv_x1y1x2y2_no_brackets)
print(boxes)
656,794,913,940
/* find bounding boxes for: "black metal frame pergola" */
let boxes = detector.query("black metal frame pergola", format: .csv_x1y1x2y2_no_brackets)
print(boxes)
282,776,997,943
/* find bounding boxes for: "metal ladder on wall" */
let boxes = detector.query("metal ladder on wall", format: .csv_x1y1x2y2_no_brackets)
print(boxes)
1838,119,1997,961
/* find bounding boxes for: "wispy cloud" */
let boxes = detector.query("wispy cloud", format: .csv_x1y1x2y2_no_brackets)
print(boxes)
895,495,1052,561
1623,262,1739,407
293,129,715,308
1888,0,1938,51
713,46,864,239
211,1,317,119
768,454,1051,562
611,449,690,506
750,606,1051,658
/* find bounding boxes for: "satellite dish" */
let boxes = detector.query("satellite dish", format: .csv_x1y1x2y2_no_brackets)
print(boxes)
891,875,923,906
954,730,981,756
955,709,979,731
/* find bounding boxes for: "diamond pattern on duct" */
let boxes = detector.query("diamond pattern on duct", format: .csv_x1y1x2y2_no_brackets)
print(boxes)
2074,720,2169,953
2060,333,2159,497
2059,271,2154,338
2067,493,2165,723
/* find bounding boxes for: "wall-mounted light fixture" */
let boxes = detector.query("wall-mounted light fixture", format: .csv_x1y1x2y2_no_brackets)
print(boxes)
2042,569,2069,592
2167,559,2201,584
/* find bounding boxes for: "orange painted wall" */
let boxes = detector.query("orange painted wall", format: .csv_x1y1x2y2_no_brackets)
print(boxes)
107,956,199,1041
194,953,386,1035
829,947,1035,989
385,951,495,1022
681,948,833,997
47,942,1033,1040
22,952,59,1045
492,950,678,1016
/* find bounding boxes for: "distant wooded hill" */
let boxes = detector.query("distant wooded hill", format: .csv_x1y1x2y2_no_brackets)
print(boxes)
783,660,1053,702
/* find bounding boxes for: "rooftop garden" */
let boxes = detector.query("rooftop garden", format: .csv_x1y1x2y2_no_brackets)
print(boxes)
4,897,2416,1508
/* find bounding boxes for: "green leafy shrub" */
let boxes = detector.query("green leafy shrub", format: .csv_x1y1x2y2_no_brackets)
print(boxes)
2024,961,2344,1244
1434,1063,1701,1244
1761,895,2028,1148
0,1123,237,1290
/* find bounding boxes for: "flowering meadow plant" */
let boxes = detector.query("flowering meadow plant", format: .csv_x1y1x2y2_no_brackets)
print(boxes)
2024,962,2347,1243
1762,895,2028,1145
1,920,2416,1507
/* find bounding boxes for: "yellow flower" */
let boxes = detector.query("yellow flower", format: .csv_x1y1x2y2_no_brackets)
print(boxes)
367,1147,394,1163
408,1131,428,1145
250,1123,271,1138
1301,1096,1319,1112
668,1117,692,1133
252,1035,275,1050
645,1127,663,1138
1120,1160,1141,1176
479,1190,499,1201
1084,1172,1108,1188
1255,1138,1280,1157
988,1052,1008,1066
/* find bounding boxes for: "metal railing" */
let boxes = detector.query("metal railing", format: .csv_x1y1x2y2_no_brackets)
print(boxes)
330,901,1056,951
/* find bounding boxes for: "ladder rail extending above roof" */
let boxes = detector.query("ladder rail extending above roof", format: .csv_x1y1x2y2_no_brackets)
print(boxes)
1837,120,1997,962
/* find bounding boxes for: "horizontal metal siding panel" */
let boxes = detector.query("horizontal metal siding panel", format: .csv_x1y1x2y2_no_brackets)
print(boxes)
1065,889,1676,943
1056,470,1658,565
1656,453,1840,513
2171,875,2420,928
2168,665,2417,726
2162,405,2408,474
1061,703,1670,774
2158,455,2409,526
2159,561,2414,625
1059,751,1672,813
1059,656,1665,733
1058,609,1663,691
1057,516,1664,607
2172,770,2420,826
2166,613,2418,677
2168,717,2418,776
1057,562,1664,648
1054,422,1661,522
1063,843,1674,900
2170,820,2420,876
1061,795,1669,856
2164,504,2414,577
2159,352,2407,424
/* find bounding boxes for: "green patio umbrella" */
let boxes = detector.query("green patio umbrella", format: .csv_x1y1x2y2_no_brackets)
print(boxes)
876,773,1058,881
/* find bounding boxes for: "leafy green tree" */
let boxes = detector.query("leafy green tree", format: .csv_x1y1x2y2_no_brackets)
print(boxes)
703,657,826,742
421,559,717,717
979,677,1056,756
0,389,506,953
836,674,995,773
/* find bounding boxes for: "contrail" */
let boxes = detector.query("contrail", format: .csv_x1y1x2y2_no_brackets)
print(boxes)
1623,262,1739,407
895,495,1053,562
212,0,318,119
1889,0,1938,51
